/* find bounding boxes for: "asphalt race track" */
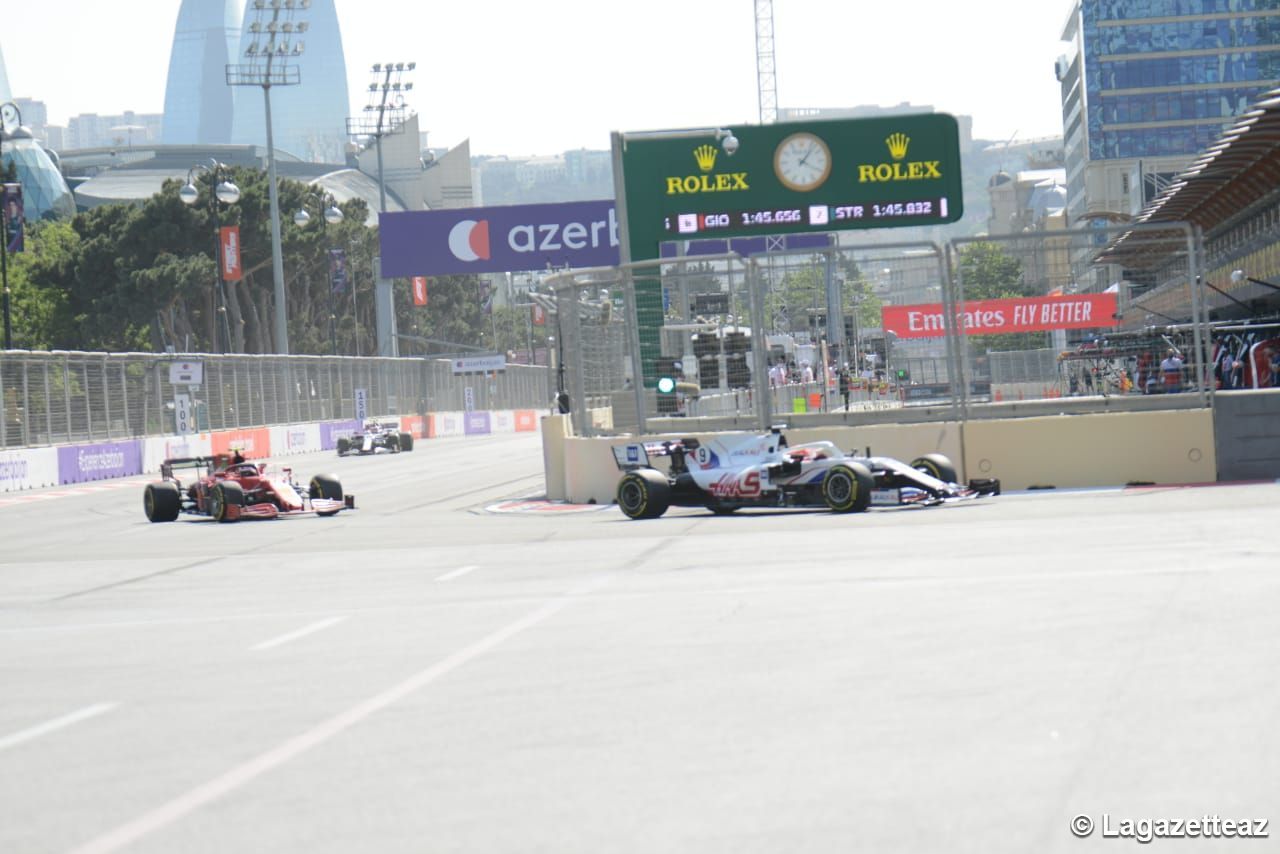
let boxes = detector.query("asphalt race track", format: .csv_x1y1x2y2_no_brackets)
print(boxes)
2,432,1277,853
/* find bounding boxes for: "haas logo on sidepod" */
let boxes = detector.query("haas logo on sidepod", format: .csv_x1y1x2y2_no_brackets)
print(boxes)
448,220,491,262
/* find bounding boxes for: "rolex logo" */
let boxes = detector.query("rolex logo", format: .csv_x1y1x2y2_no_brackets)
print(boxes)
886,133,910,161
693,144,718,173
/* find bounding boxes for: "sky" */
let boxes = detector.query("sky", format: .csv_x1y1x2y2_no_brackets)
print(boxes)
4,0,1075,157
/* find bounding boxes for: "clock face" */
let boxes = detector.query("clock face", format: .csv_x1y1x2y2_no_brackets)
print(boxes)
774,133,832,191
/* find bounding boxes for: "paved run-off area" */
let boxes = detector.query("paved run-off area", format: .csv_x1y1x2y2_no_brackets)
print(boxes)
1,432,1276,853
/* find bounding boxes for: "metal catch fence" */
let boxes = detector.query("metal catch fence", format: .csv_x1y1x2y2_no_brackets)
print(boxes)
0,351,550,449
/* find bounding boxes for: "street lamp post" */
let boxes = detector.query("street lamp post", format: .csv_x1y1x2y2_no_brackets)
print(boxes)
226,0,309,354
180,160,241,352
1,100,22,350
293,188,344,355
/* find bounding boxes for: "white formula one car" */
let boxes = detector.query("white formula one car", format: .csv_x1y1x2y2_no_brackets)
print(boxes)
613,427,999,519
337,419,415,456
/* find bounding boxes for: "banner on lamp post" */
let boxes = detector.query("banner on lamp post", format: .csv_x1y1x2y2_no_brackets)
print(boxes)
329,249,348,294
219,226,241,281
531,303,546,327
3,184,24,254
412,276,428,306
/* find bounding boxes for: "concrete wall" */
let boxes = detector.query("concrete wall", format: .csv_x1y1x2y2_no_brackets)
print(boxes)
547,408,1218,503
1213,389,1280,480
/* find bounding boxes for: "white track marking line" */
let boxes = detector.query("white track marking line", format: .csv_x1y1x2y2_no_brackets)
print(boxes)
0,703,118,753
250,617,348,651
435,564,479,582
68,575,613,854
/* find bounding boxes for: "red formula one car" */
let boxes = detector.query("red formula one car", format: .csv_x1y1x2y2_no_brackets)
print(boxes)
143,454,354,523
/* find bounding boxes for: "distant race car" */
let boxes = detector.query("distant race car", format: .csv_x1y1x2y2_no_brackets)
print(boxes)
337,419,414,456
143,454,354,523
613,427,999,520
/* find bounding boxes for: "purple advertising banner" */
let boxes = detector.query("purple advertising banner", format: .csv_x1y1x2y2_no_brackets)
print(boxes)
379,201,620,277
464,411,492,436
57,440,143,484
319,420,360,450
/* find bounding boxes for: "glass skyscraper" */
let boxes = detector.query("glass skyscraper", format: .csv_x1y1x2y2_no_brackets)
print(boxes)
229,0,350,162
161,0,242,145
0,42,11,103
1060,0,1280,223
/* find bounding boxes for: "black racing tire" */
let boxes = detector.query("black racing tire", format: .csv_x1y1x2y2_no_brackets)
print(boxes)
209,481,244,523
616,469,672,520
398,432,414,452
309,474,344,516
821,462,874,513
143,482,181,523
336,437,350,456
386,434,400,453
910,453,958,484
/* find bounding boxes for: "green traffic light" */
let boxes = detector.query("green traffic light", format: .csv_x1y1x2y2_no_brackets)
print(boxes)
657,377,676,394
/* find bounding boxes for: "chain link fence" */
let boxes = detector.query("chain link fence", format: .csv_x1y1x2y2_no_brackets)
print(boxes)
545,224,1212,436
0,351,549,449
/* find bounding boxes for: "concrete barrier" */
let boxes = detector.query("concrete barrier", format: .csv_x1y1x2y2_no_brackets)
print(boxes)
545,408,1219,503
0,447,60,490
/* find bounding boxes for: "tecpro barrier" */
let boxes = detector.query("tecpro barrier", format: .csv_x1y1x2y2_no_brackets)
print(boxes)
0,448,60,490
57,440,144,484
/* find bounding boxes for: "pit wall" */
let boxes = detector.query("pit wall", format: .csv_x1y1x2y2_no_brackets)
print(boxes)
0,409,542,492
547,409,1217,504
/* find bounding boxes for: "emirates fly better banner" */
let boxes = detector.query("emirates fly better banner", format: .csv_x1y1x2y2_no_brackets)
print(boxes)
881,294,1118,339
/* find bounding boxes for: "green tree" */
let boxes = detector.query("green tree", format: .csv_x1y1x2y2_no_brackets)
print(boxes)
955,241,1043,352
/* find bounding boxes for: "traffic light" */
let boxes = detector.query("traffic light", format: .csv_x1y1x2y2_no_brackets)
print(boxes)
655,357,680,414
895,368,910,382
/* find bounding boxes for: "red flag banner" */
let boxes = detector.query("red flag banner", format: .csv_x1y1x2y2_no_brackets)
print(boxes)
412,276,428,306
531,303,546,327
881,294,1119,339
219,226,242,281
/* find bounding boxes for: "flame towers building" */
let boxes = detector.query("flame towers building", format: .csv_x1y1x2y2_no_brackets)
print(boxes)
229,0,350,162
161,0,242,144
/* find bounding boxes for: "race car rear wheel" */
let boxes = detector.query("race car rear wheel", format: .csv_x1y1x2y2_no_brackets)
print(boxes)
209,481,244,523
309,474,344,516
821,463,873,513
616,469,671,520
398,432,414,452
336,437,350,456
910,453,958,484
143,482,181,523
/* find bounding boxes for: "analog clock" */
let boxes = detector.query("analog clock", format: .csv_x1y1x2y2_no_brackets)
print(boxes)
774,132,832,192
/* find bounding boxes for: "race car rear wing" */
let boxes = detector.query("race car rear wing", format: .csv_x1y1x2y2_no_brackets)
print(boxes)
611,438,701,471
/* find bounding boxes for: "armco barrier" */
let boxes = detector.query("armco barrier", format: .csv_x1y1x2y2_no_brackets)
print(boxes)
57,440,144,484
269,423,322,456
143,434,213,472
319,420,359,451
1,447,60,490
211,428,270,459
2,409,544,492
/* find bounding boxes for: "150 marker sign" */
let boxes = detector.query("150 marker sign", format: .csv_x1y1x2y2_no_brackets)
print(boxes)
882,294,1119,339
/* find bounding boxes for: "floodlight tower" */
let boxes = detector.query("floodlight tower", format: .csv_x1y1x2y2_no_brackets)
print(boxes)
226,0,310,354
755,0,777,124
347,62,415,214
347,62,414,358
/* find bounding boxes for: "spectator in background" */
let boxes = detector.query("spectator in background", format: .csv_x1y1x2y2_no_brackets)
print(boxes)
800,361,815,384
1161,348,1184,393
769,361,786,388
838,367,851,410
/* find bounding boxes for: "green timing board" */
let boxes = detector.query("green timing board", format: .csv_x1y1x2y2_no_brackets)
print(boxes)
619,112,964,263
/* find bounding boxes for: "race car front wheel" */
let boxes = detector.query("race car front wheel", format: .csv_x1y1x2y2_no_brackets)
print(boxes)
822,463,873,513
398,432,414,452
144,482,181,523
616,470,671,520
209,482,244,523
336,437,350,456
910,453,957,484
309,475,344,516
